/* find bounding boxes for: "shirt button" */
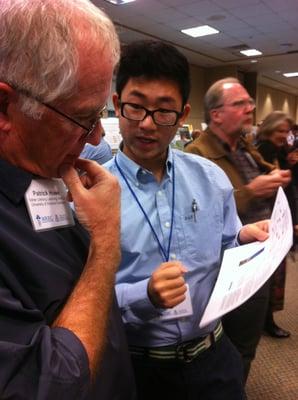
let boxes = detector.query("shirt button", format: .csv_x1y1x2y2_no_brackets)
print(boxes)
135,182,140,187
164,221,170,228
170,253,176,259
157,190,163,196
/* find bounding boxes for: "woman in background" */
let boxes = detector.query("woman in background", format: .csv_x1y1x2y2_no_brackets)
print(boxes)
257,111,297,338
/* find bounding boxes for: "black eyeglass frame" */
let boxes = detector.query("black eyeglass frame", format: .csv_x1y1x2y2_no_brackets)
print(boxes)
10,84,106,138
120,101,184,127
41,102,107,138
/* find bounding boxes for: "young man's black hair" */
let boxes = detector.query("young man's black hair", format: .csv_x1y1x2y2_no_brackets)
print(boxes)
115,40,190,107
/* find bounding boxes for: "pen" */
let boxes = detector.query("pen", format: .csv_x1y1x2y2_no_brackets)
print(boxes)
192,199,197,222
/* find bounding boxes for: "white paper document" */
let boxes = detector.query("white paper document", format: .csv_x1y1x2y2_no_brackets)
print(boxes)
200,187,293,328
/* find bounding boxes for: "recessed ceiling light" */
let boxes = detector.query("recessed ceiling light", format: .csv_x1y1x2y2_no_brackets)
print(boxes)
250,60,258,63
181,25,219,38
240,49,262,57
283,72,298,77
104,0,135,5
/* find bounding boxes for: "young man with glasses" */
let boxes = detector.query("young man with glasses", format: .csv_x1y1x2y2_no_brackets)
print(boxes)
185,77,291,382
105,41,270,400
0,1,135,398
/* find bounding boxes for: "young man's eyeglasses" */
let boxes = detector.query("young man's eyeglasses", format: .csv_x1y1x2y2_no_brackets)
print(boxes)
12,85,106,138
120,102,183,126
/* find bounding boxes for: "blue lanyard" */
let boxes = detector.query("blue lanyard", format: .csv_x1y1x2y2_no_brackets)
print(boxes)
114,156,175,262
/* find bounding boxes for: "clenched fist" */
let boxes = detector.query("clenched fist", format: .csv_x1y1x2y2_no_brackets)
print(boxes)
148,261,187,308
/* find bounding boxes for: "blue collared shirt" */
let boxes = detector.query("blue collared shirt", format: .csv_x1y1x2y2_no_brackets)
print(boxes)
80,138,113,165
105,148,242,347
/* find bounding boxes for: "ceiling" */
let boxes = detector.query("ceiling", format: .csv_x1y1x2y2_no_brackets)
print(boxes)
93,0,298,96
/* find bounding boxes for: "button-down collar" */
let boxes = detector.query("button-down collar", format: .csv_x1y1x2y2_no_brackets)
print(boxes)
115,147,173,185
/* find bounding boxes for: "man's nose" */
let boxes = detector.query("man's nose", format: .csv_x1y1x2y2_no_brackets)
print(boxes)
246,102,256,112
87,120,103,146
139,113,157,129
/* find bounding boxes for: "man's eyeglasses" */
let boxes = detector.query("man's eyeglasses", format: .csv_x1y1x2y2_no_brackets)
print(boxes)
13,85,106,138
120,102,184,126
41,102,107,138
214,98,256,110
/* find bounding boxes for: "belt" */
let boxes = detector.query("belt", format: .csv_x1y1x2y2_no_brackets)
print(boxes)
129,322,223,363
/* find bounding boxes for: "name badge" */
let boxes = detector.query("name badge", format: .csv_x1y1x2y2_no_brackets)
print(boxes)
25,178,75,232
157,284,193,321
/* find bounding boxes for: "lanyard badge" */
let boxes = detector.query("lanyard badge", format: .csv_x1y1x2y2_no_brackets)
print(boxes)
25,178,74,232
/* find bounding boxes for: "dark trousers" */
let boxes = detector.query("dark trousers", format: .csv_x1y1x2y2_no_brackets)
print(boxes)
131,334,245,400
222,280,270,382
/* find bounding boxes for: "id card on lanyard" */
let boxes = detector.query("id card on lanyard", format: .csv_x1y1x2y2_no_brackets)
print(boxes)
115,155,193,320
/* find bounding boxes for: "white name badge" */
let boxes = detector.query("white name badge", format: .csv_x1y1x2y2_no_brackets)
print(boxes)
25,178,75,232
157,284,193,321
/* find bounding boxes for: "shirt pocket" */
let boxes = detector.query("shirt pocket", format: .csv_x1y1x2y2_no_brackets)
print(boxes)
176,202,223,262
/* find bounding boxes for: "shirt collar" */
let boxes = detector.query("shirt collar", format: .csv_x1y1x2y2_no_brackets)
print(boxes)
0,158,33,204
115,146,173,184
206,128,246,155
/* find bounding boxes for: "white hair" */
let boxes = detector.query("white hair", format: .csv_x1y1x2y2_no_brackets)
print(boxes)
0,0,120,118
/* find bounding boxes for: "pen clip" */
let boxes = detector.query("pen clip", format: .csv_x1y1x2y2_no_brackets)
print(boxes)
192,199,197,222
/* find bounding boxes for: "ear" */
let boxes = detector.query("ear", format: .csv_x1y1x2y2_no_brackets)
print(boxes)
112,93,120,117
177,103,191,127
0,82,14,133
209,108,222,125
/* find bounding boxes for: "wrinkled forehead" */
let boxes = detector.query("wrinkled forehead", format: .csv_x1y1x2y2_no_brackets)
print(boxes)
77,42,114,91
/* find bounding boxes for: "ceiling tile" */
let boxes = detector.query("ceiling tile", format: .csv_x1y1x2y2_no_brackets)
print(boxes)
159,0,202,6
200,33,243,48
166,17,205,30
229,3,271,18
231,27,263,40
149,7,188,23
132,0,168,12
213,0,261,9
263,0,298,13
211,17,252,32
91,0,298,95
175,1,225,18
244,13,286,28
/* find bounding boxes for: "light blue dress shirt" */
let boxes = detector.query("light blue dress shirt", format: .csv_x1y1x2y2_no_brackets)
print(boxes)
105,147,242,347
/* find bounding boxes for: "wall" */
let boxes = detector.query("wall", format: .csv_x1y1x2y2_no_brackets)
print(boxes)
109,64,298,129
204,65,238,91
186,64,241,129
187,64,206,130
256,84,297,123
187,74,298,128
